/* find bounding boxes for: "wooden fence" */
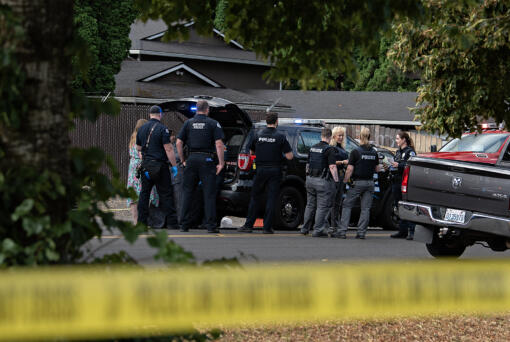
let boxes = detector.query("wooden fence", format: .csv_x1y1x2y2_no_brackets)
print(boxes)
340,124,443,153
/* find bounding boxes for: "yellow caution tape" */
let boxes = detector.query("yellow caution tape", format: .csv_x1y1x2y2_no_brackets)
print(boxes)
1,260,510,341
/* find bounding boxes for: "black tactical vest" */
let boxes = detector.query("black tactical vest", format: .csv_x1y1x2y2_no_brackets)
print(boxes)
187,115,215,153
352,145,378,180
308,141,331,177
255,128,283,167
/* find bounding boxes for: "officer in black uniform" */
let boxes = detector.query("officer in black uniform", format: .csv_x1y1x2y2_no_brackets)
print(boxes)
238,113,293,234
301,128,339,238
136,105,179,228
390,131,417,240
338,127,382,239
176,100,225,233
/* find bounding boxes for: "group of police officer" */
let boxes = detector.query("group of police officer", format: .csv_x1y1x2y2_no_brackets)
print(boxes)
136,100,416,238
136,100,224,233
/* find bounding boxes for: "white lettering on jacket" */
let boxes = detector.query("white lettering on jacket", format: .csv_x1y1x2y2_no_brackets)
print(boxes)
309,148,323,153
192,123,206,129
258,137,276,143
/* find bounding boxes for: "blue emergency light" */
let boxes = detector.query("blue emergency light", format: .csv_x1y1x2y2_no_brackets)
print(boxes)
190,106,197,112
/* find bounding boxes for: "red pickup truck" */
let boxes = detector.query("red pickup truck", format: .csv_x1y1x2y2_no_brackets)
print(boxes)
399,129,510,258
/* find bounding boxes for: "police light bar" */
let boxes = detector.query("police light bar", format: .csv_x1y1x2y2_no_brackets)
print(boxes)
190,106,197,112
480,122,497,130
276,118,325,126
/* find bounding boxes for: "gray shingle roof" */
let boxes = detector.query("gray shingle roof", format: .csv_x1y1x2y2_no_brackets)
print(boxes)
114,62,419,123
129,20,268,65
243,89,418,123
115,61,266,103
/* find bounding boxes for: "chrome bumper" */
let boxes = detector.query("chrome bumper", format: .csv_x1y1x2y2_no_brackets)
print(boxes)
398,201,510,238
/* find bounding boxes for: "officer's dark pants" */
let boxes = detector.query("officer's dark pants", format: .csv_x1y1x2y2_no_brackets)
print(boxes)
339,180,374,237
392,181,415,235
328,183,345,235
138,164,178,227
244,167,282,231
302,176,334,235
180,154,217,231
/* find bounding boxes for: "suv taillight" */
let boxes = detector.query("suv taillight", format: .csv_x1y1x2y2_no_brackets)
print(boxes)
238,153,255,171
401,166,410,193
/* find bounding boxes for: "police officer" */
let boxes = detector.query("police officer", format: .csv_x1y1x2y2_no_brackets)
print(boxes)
136,105,179,228
328,126,349,237
176,100,225,233
238,113,293,234
301,128,339,238
390,131,417,240
338,127,382,239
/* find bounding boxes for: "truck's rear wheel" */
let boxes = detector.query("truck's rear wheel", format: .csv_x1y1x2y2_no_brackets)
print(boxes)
426,239,466,258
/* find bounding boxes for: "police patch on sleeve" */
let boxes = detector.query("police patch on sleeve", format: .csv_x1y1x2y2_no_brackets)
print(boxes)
217,122,221,128
165,129,169,134
410,151,416,156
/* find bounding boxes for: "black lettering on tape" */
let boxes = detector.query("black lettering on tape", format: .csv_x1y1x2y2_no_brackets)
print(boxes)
360,274,400,307
276,278,312,311
0,287,16,323
135,281,181,317
476,272,505,301
245,279,264,312
193,281,213,314
334,276,349,308
30,285,76,322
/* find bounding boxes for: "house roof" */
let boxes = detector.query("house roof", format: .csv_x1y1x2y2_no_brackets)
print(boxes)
243,89,419,124
114,61,420,124
115,61,269,104
129,20,269,66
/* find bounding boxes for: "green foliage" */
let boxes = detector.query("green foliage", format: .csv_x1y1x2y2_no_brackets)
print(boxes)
73,0,137,94
135,0,422,89
0,5,25,130
391,0,510,137
147,231,195,264
0,3,194,267
214,0,228,32
343,36,419,91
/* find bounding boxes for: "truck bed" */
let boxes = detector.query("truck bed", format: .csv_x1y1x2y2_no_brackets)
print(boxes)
404,157,510,218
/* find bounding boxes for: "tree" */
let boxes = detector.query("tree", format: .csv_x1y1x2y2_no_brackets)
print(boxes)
343,35,419,92
391,0,510,137
214,0,228,32
73,0,137,94
136,0,422,89
0,0,186,266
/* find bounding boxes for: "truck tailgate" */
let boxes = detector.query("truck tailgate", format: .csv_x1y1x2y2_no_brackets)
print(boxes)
406,157,510,217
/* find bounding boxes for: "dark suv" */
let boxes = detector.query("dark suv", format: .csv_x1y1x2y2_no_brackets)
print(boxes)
159,96,398,230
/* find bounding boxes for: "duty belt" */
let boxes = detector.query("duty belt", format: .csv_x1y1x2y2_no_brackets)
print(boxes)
190,151,215,156
308,168,327,178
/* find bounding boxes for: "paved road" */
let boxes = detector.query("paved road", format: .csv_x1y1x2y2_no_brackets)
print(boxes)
88,227,508,265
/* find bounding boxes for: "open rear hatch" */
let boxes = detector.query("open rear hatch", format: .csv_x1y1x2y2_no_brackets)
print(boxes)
158,96,253,183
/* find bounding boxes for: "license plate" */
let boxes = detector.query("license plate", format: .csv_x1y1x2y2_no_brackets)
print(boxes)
444,209,466,223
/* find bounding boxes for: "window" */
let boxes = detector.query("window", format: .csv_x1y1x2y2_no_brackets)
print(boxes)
503,145,510,162
344,136,359,153
297,131,321,154
440,134,509,153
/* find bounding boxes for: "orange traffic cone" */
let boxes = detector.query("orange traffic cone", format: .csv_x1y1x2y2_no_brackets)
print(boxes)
254,218,264,228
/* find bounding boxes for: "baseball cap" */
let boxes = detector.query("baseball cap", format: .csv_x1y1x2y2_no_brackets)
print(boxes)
149,105,162,114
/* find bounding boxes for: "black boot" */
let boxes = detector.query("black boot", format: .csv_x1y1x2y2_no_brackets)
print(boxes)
391,232,407,239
